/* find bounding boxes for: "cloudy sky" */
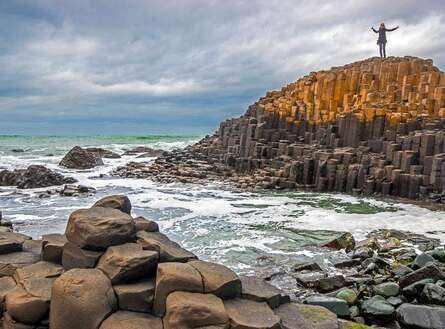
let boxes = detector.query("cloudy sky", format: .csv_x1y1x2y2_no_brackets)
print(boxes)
1,0,444,135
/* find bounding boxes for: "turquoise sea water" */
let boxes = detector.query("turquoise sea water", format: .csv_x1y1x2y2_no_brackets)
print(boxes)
1,134,445,278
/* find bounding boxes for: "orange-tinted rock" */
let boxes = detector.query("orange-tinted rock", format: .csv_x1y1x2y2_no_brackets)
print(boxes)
164,291,229,329
65,207,135,250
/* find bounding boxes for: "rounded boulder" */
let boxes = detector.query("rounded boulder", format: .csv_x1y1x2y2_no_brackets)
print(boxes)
49,269,117,329
65,207,135,250
93,195,132,215
164,291,229,329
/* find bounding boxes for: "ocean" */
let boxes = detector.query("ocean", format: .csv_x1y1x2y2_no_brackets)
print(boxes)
1,135,445,276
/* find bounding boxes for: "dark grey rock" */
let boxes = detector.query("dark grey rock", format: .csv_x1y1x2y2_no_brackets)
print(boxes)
374,282,400,297
304,295,350,317
59,146,104,169
275,302,339,329
0,165,76,189
397,303,445,329
399,263,445,288
361,295,395,324
419,283,445,305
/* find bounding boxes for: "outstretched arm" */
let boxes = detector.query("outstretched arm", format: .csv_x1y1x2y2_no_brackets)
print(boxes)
386,25,399,32
371,27,378,33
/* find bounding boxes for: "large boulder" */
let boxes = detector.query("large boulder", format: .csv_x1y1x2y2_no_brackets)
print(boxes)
96,243,158,284
304,295,350,317
62,242,103,269
275,303,339,329
65,207,135,250
0,241,42,277
0,232,30,254
224,298,281,329
13,261,64,286
419,283,445,305
399,263,445,288
240,276,283,308
93,195,132,215
99,311,163,329
134,216,159,233
10,261,63,308
164,291,229,329
0,165,76,189
59,146,104,169
5,286,48,325
113,279,155,313
361,295,394,324
41,234,67,264
189,260,241,299
49,269,117,329
373,282,399,297
136,231,196,262
397,303,445,329
153,262,203,316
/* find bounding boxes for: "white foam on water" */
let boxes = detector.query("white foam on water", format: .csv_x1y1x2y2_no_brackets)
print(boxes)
2,136,445,272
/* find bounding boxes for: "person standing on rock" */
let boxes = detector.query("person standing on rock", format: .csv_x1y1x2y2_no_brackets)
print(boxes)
371,22,399,58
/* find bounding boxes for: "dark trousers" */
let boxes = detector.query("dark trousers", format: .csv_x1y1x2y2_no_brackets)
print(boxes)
379,43,386,58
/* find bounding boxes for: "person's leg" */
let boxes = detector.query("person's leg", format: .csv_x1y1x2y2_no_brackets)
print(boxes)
383,43,386,58
379,43,383,58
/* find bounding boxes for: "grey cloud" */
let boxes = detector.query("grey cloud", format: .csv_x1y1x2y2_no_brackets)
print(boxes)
0,0,444,134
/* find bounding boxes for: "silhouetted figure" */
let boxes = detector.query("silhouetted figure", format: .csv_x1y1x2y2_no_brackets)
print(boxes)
371,22,399,58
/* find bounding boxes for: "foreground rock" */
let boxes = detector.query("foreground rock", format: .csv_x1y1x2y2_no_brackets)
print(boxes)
59,146,104,169
153,262,204,316
397,303,445,329
275,303,339,329
164,291,229,329
1,194,444,329
65,207,135,250
0,232,30,254
49,269,117,329
0,165,76,189
113,279,155,313
93,195,132,215
224,298,281,329
189,260,241,299
136,231,196,262
96,243,158,284
100,311,163,329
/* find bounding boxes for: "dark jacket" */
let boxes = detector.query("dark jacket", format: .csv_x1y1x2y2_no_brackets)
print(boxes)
372,26,398,44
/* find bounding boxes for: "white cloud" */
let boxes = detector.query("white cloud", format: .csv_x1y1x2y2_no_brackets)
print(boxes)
0,0,444,133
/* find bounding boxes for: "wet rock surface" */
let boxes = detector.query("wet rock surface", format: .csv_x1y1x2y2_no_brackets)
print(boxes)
0,165,76,189
114,57,445,206
59,146,104,169
0,195,444,328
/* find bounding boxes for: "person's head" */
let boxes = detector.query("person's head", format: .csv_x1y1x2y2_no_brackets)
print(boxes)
380,22,385,28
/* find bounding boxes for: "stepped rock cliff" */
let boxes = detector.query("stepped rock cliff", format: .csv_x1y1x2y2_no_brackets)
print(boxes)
192,56,445,200
116,56,445,202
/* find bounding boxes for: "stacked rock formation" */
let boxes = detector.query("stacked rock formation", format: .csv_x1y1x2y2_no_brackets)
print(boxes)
120,56,445,202
0,194,371,329
198,56,445,200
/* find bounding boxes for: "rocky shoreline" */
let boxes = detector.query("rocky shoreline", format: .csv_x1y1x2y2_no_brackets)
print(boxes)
0,195,443,328
2,56,445,328
114,57,445,206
